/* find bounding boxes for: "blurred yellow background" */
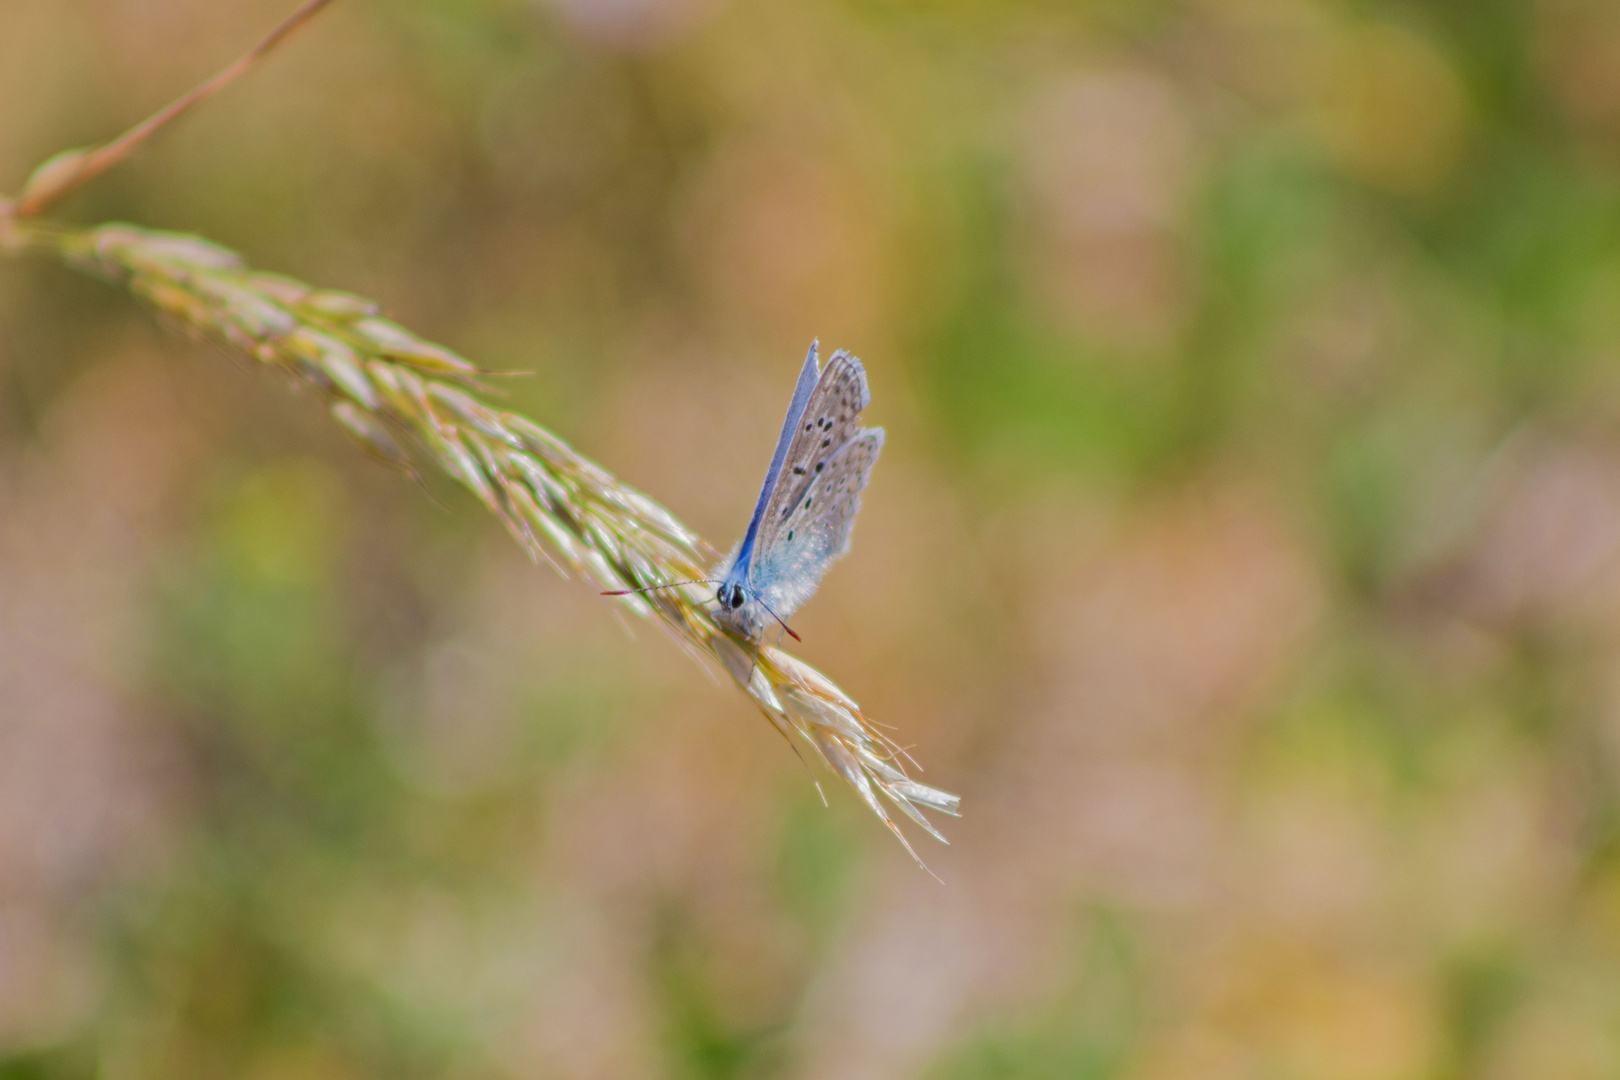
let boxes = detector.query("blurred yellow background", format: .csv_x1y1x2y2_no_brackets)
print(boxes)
5,0,1620,1077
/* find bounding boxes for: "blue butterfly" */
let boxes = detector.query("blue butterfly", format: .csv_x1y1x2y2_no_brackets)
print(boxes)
605,340,882,644
711,340,883,644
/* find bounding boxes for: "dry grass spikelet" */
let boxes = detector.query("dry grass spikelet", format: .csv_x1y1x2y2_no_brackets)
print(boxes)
10,220,959,861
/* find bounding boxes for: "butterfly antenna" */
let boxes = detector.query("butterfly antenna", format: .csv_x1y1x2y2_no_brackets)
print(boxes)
601,578,721,597
755,598,802,642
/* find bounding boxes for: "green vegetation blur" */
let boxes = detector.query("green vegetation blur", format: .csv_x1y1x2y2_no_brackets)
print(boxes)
5,0,1620,1077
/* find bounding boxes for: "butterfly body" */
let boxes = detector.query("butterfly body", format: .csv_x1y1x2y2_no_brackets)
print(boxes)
714,341,883,642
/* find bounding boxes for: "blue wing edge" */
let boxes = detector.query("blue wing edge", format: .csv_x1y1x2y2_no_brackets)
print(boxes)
729,339,821,577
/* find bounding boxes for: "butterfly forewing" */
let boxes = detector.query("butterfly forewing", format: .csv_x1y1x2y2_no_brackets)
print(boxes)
752,429,884,620
754,350,870,557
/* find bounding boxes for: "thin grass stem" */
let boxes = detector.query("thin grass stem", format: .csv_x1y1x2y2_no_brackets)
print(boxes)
9,0,339,219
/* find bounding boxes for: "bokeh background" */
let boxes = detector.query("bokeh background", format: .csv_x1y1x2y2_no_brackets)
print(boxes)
6,0,1620,1077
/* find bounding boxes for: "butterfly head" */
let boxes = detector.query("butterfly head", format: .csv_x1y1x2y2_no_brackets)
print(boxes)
714,578,762,638
712,575,801,645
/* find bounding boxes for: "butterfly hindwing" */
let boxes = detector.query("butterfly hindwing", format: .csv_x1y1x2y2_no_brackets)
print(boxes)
752,428,884,620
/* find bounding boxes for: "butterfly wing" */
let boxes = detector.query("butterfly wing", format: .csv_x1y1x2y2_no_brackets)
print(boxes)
751,428,884,620
714,341,823,587
752,349,871,558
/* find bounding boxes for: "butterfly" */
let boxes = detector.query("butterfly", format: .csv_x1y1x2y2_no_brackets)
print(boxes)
710,340,883,644
604,340,882,647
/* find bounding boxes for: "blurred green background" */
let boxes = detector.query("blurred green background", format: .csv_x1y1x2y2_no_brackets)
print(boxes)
6,0,1620,1077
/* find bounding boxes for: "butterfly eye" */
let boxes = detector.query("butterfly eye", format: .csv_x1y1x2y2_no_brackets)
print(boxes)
730,586,746,609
